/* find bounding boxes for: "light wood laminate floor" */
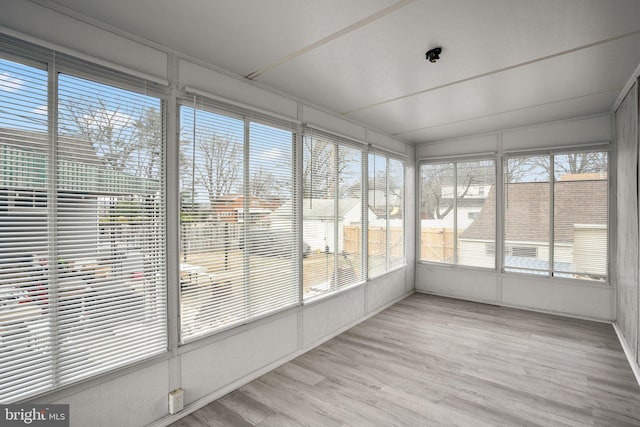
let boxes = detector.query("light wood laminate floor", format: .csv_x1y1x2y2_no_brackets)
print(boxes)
172,293,640,426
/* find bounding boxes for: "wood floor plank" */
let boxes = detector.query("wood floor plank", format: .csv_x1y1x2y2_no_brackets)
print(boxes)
172,294,640,426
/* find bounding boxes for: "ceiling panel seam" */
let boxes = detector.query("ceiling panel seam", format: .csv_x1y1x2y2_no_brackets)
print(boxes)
344,30,640,116
393,87,622,136
245,0,416,80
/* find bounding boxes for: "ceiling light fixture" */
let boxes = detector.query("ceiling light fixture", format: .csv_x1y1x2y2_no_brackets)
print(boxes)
425,47,442,63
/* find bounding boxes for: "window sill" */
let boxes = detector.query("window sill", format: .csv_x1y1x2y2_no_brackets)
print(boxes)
302,280,366,306
368,263,408,280
501,270,611,288
417,260,497,273
416,261,611,288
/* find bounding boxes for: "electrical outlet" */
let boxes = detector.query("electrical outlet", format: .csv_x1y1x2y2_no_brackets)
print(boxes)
168,388,184,414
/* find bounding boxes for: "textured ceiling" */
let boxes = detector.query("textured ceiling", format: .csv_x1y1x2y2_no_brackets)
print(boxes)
44,0,640,143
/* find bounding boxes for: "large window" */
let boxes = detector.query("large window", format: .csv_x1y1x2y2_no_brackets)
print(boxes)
368,153,405,277
302,129,364,300
0,35,415,404
179,102,298,342
420,159,496,268
0,57,166,403
504,151,608,280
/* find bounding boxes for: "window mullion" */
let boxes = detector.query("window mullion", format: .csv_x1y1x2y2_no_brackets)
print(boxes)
453,162,458,265
296,124,304,305
549,154,555,277
385,157,390,271
243,118,250,317
333,143,339,292
48,53,60,390
362,150,368,280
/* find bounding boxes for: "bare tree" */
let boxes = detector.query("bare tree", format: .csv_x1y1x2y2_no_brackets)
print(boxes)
303,137,359,199
250,166,286,201
553,152,607,176
59,97,138,172
422,164,456,220
422,162,493,220
190,130,243,208
505,152,607,183
133,106,163,179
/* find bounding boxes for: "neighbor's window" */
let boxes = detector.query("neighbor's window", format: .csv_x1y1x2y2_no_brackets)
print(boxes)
302,129,364,300
504,151,608,281
420,159,496,268
0,56,166,403
179,102,298,342
368,153,405,278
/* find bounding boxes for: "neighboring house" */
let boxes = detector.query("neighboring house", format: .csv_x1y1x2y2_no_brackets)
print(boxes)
422,181,492,228
1,128,102,261
460,180,607,275
368,189,402,219
0,127,156,276
273,198,376,253
211,194,281,225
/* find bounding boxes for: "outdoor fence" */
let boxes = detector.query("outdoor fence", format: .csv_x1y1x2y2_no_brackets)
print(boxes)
420,228,455,262
343,225,403,257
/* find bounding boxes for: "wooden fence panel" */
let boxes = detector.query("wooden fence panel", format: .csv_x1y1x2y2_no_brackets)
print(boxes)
420,228,454,262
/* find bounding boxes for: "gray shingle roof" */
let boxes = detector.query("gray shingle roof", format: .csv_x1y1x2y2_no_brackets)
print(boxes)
461,180,607,243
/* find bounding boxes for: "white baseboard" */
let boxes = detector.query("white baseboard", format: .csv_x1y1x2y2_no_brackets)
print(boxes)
612,322,640,388
414,289,612,323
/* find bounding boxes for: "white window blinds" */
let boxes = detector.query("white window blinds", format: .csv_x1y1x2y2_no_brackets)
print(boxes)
0,57,51,403
179,101,298,343
368,153,405,278
302,128,364,300
504,152,608,280
0,57,167,403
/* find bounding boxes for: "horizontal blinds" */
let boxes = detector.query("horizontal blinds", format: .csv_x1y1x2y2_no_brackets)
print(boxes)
302,127,364,300
247,122,298,316
179,100,298,343
181,93,295,133
0,33,50,66
368,152,406,277
56,73,166,385
0,57,52,403
0,54,167,403
368,152,387,277
387,157,405,270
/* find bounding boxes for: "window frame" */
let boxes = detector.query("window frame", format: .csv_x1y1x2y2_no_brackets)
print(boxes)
367,150,407,279
502,146,611,283
301,127,367,303
0,40,170,403
176,95,301,343
418,155,498,270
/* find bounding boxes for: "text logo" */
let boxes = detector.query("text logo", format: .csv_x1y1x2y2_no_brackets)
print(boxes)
1,405,69,427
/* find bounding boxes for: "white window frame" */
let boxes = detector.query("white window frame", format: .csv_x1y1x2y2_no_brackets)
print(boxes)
418,155,498,270
502,146,611,282
367,150,407,279
0,34,170,403
176,94,301,343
